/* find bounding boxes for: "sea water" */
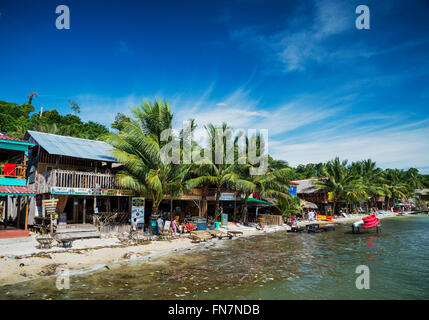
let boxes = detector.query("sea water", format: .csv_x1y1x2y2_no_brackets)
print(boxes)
1,216,428,299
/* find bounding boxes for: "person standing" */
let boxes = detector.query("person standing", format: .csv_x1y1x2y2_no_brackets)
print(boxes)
131,218,137,232
157,216,164,235
172,218,177,237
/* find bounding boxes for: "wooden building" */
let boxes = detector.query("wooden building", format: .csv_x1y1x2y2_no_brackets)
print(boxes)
0,133,36,237
291,178,331,213
24,131,133,225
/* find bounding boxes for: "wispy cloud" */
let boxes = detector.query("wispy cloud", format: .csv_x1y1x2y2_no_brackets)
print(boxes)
270,124,429,171
230,0,354,71
171,84,429,171
116,41,134,56
73,82,429,172
75,94,146,126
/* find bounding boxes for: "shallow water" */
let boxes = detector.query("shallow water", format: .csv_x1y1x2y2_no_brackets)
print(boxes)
1,216,429,299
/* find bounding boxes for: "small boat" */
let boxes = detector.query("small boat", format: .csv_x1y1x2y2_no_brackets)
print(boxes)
352,214,381,233
317,215,336,222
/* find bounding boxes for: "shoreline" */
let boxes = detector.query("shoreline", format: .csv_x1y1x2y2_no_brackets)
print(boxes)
0,224,288,287
0,212,408,287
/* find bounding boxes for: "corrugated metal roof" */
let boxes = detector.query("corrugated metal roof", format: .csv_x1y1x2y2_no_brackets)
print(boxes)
26,131,116,162
0,186,36,196
0,133,35,145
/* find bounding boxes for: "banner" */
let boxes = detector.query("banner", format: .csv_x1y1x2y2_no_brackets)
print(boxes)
131,197,145,225
51,187,134,196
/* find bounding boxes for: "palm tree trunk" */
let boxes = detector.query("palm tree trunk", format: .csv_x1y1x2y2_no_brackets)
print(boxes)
242,193,250,224
233,193,237,221
215,188,221,221
170,198,173,221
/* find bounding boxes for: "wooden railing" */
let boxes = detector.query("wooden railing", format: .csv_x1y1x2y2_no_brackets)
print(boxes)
37,169,123,193
0,163,26,179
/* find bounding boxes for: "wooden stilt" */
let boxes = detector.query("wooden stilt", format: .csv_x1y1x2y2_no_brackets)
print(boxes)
25,197,29,231
16,196,21,228
73,197,78,222
83,198,86,224
4,196,8,229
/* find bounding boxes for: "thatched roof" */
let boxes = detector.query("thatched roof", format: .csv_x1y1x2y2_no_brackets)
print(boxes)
292,178,326,194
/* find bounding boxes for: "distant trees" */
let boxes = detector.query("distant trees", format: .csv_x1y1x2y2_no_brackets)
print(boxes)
0,99,108,140
111,113,131,131
68,99,80,114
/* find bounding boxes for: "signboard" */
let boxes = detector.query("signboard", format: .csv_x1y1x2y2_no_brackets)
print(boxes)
221,213,228,226
219,193,235,201
131,197,145,225
51,187,134,196
59,212,67,225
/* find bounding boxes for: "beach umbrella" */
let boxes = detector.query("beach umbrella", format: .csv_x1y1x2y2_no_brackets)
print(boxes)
245,198,272,206
300,200,318,209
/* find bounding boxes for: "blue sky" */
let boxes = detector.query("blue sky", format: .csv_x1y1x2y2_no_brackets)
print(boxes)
1,0,429,171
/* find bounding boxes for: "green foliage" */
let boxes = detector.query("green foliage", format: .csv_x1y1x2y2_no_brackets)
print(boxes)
274,196,302,217
68,100,80,114
111,113,131,131
106,99,190,213
0,100,108,140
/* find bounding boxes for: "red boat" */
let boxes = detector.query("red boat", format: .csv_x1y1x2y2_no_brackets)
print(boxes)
362,214,380,229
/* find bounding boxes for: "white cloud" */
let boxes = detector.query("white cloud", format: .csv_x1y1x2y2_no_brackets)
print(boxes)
75,94,146,126
74,86,429,172
270,120,429,171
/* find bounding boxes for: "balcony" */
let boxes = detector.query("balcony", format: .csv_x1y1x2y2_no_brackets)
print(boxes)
36,169,123,194
0,163,27,186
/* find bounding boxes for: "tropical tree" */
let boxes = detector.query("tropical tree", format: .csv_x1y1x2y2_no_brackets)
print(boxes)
350,159,383,210
27,92,38,105
68,99,80,114
106,99,190,216
235,133,293,223
381,169,409,208
315,157,357,214
274,196,302,217
186,123,254,221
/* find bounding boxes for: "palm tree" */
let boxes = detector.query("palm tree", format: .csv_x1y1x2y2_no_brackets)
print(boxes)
235,133,293,223
106,99,190,216
274,196,302,218
381,169,408,208
27,92,38,105
186,123,254,221
350,159,383,210
315,157,356,214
